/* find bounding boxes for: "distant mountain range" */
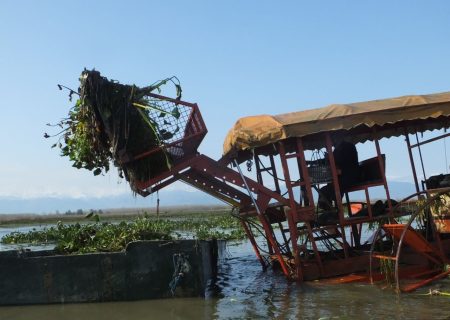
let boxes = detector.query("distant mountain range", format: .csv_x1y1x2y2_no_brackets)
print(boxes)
0,181,417,214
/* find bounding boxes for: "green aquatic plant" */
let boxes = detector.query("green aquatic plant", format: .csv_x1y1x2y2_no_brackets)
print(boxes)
379,258,395,285
45,70,183,190
1,213,246,254
1,219,173,254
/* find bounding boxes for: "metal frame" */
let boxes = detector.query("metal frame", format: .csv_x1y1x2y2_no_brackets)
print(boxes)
125,93,450,290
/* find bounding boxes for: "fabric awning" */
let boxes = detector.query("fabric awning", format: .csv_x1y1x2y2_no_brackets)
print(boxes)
223,91,450,156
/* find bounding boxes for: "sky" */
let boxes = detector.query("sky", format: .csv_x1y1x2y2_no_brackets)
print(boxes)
1,1,450,212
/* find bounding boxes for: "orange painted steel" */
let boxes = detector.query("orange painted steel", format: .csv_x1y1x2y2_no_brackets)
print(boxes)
382,224,441,258
401,269,450,293
122,92,450,293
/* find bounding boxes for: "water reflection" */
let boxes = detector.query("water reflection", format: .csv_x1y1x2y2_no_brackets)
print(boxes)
0,238,449,319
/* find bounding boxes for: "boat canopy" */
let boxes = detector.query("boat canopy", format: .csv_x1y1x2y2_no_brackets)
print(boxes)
223,91,450,156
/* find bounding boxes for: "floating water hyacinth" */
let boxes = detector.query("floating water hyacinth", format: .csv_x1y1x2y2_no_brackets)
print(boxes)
45,70,182,192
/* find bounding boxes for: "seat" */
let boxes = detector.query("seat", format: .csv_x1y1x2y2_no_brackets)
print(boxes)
342,155,387,220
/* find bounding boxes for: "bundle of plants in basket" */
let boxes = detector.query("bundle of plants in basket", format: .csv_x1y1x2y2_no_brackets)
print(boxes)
45,69,182,192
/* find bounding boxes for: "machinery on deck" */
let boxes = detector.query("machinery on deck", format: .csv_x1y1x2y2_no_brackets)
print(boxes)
127,90,450,292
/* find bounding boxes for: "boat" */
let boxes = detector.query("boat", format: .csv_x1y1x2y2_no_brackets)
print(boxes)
83,73,450,292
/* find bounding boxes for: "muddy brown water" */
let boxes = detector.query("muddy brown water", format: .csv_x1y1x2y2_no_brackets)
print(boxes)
0,227,449,319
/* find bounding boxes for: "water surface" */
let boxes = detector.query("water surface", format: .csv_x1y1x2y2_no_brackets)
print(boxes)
0,231,449,319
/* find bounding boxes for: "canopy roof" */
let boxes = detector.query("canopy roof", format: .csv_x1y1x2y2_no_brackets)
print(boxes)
223,91,450,156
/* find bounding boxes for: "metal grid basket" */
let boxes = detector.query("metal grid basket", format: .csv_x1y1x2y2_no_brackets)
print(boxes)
130,93,207,163
131,93,208,193
307,151,332,184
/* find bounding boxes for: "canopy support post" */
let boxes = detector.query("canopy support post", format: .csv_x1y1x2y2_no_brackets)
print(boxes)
325,133,349,258
405,133,421,194
373,128,393,218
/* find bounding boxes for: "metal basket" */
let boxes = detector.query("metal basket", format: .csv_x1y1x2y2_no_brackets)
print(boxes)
128,93,207,164
307,151,332,184
130,93,208,193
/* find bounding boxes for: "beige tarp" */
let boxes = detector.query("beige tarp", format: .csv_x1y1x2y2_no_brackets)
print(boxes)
223,91,450,156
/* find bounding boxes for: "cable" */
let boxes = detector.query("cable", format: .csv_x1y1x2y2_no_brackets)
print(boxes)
444,130,449,174
257,157,300,185
415,132,427,181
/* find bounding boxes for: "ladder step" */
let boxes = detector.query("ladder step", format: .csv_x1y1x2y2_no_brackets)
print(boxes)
372,254,397,261
290,180,306,188
285,153,300,159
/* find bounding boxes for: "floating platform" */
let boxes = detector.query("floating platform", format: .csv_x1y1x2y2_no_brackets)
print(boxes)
0,240,220,305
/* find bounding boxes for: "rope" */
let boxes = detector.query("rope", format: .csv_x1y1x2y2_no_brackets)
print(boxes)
156,190,160,218
168,253,191,296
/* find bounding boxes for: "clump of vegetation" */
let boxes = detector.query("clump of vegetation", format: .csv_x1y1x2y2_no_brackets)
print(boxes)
1,213,246,254
45,70,182,192
379,258,395,285
2,218,173,254
174,214,246,240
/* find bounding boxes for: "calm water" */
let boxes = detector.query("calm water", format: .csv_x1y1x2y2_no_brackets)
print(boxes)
0,225,55,251
0,228,449,319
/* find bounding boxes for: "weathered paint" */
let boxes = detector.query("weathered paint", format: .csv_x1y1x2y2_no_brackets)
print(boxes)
0,240,219,305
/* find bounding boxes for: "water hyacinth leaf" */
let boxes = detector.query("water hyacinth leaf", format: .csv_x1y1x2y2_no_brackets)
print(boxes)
175,84,182,99
137,108,160,138
72,162,82,169
171,106,180,119
0,212,245,253
47,70,183,186
159,129,173,140
134,102,171,118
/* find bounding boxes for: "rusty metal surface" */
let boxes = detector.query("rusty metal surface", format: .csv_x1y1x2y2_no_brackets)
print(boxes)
0,240,218,305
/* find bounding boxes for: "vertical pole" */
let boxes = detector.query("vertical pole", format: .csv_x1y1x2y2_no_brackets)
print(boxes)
269,155,281,194
296,138,323,274
156,191,160,219
325,134,344,223
373,129,393,217
365,188,373,218
297,139,314,209
278,142,303,281
325,133,349,258
405,133,420,194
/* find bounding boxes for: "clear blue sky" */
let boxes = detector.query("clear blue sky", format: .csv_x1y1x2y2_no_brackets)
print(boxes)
1,1,450,206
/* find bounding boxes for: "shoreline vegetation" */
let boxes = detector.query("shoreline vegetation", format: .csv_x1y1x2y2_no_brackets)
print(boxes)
0,205,230,226
0,206,247,254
